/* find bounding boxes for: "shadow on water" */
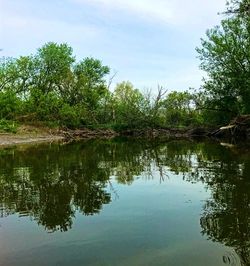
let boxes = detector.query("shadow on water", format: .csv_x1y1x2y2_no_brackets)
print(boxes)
0,139,250,264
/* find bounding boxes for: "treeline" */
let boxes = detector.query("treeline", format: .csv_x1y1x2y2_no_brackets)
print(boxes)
0,0,249,131
0,42,203,130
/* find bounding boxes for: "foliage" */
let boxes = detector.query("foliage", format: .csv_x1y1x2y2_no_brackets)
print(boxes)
197,0,250,123
0,39,225,130
0,90,22,119
163,91,202,127
0,42,113,129
58,104,81,128
225,0,250,16
0,119,18,133
112,81,149,128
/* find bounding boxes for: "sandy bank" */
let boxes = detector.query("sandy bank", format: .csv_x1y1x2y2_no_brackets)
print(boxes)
0,133,64,147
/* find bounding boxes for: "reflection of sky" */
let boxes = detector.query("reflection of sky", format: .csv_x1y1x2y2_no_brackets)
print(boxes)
1,0,226,91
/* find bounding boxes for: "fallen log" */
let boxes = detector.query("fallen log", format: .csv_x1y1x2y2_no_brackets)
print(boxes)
210,115,250,139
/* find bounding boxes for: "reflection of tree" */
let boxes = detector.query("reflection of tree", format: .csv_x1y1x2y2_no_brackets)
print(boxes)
0,139,199,231
0,142,112,232
192,145,250,266
1,135,250,264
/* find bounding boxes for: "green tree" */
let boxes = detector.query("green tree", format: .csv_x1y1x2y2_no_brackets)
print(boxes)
0,56,35,96
72,58,110,107
225,0,250,16
163,91,200,126
196,3,250,122
0,57,18,92
112,81,147,128
35,42,75,95
68,58,110,124
17,42,76,122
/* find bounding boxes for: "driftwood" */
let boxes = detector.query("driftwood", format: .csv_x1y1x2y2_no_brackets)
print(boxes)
58,115,250,142
210,115,250,139
60,128,117,141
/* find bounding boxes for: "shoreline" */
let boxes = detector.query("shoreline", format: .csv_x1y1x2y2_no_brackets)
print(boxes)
0,133,65,147
1,121,249,148
0,128,196,148
0,126,119,147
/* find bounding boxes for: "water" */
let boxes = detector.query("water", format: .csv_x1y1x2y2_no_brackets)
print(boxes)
0,139,250,266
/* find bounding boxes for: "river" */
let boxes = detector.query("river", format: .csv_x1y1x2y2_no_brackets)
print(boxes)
0,139,249,266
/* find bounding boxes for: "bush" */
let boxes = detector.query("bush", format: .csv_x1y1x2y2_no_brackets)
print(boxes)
26,92,63,121
58,104,81,128
0,91,22,119
0,119,18,133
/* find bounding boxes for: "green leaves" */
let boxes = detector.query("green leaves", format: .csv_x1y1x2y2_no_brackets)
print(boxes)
36,42,75,94
163,91,201,126
197,6,250,121
112,81,149,128
0,42,111,127
225,0,250,16
72,58,110,109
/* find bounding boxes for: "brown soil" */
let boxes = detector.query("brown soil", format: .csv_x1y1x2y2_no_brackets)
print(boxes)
0,125,64,147
0,125,117,147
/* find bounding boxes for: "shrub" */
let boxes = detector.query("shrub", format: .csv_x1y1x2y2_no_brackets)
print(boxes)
0,119,18,133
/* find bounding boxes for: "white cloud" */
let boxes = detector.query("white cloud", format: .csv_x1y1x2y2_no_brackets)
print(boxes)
73,0,173,23
125,61,205,92
72,0,226,28
0,0,227,91
1,12,102,57
2,15,99,38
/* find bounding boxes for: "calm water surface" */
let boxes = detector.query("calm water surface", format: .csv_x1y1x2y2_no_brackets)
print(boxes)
0,139,250,266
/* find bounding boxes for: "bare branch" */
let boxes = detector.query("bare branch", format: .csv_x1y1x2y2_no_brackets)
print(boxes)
108,70,118,89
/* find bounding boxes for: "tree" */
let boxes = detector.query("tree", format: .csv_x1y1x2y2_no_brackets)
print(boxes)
34,42,75,95
72,57,110,108
0,57,34,119
163,91,199,126
225,0,250,16
112,81,147,128
0,42,113,127
197,2,250,122
0,57,17,92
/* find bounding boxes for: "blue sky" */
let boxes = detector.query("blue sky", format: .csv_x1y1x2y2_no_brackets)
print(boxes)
0,0,226,91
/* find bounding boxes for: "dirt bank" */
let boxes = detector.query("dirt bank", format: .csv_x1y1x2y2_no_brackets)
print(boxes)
0,125,63,147
1,116,249,148
0,125,118,147
0,125,217,148
0,134,64,147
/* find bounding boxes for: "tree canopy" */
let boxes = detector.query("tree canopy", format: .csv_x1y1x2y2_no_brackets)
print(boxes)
0,42,203,130
197,0,250,122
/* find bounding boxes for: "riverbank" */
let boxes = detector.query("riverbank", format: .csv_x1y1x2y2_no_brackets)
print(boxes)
0,134,64,146
1,115,249,147
0,126,199,147
0,125,63,147
0,125,120,147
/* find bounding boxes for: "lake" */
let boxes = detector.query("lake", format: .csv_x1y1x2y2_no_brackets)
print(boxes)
0,139,250,266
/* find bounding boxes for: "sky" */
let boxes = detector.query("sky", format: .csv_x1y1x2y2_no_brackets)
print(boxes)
0,0,226,91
